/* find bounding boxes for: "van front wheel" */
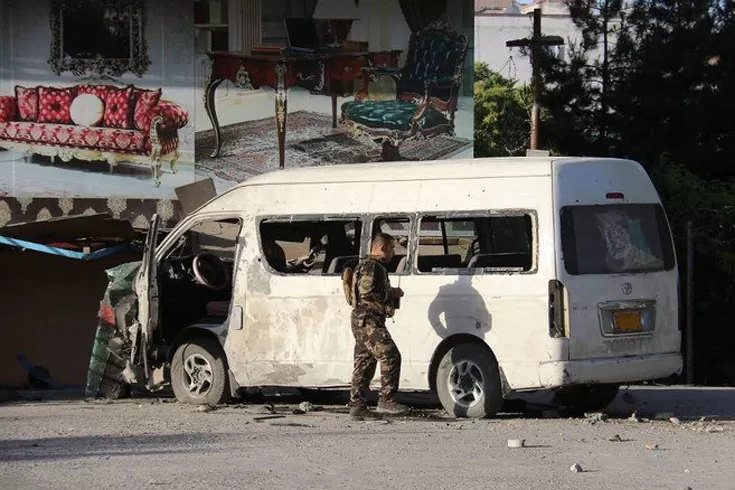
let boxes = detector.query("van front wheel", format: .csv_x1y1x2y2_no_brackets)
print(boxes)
171,338,230,405
435,343,504,419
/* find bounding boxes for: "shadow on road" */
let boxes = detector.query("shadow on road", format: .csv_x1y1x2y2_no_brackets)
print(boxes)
0,433,222,463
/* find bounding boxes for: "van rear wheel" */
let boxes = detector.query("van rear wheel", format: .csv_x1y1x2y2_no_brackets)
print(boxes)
435,343,504,419
171,338,230,405
555,384,620,414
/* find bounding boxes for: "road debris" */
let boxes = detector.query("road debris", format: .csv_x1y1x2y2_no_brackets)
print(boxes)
670,417,682,425
570,463,583,473
584,412,608,424
254,415,287,422
645,443,659,451
196,404,217,413
507,439,526,448
299,401,315,412
654,412,675,420
608,434,623,442
291,408,306,415
269,422,314,428
365,419,391,425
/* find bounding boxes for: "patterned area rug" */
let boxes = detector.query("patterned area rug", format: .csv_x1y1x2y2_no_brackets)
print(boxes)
195,111,472,183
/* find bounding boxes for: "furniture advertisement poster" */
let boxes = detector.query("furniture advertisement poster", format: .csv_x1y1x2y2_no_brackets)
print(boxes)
0,0,474,226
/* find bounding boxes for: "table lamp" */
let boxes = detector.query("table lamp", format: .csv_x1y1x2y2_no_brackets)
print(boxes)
312,0,360,46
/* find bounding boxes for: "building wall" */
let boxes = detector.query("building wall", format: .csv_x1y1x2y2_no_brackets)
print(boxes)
0,0,196,163
475,13,581,84
0,250,142,388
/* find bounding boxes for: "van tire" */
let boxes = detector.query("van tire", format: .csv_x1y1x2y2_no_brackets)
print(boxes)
435,343,504,419
170,338,230,406
555,384,620,414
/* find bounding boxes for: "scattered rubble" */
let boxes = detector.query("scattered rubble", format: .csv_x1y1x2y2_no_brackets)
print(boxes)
507,439,526,448
299,401,315,412
645,444,659,451
584,412,608,424
670,417,682,425
254,415,286,422
268,422,314,428
608,434,623,442
570,463,583,473
196,404,217,413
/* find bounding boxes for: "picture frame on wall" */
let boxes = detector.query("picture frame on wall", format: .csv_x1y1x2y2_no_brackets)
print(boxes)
48,0,151,77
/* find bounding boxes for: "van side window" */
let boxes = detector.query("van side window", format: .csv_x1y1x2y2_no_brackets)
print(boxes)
417,215,534,273
373,217,411,274
259,218,362,275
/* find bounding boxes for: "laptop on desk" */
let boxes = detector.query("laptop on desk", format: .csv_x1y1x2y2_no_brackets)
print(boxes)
283,17,344,54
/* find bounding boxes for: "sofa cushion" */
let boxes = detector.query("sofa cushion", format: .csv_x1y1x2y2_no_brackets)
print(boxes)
0,121,146,153
132,87,162,131
0,97,15,122
77,84,111,101
103,85,134,129
342,99,449,131
70,94,105,127
37,86,77,124
15,86,39,122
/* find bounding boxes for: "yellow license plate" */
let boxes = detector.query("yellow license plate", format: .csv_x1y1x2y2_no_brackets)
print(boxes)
614,311,642,332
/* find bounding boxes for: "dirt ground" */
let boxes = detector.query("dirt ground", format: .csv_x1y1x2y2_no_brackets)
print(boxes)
1,386,734,490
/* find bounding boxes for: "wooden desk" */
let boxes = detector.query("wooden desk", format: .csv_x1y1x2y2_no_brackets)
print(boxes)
204,49,401,169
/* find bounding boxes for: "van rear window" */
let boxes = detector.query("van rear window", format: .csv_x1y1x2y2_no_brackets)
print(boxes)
560,204,675,275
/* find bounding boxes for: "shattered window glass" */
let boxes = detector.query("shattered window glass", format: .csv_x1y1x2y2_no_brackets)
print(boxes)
561,204,675,275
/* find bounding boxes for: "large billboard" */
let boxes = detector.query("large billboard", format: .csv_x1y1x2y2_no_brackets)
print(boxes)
0,0,474,217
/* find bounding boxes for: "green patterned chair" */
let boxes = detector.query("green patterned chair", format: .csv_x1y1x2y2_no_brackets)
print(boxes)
340,22,469,160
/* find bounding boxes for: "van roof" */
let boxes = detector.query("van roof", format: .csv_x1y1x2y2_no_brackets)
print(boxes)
226,156,594,190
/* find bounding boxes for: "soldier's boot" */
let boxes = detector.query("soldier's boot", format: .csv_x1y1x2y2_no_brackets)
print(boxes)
349,404,381,421
375,398,410,415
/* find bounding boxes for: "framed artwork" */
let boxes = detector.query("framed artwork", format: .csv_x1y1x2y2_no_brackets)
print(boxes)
49,0,151,77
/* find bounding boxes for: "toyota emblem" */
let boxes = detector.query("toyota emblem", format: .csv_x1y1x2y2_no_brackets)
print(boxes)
622,282,632,295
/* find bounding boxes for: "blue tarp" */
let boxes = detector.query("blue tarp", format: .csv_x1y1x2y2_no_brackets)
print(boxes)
0,235,133,261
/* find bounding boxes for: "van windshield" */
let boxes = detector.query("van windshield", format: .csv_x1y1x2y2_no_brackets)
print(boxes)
560,204,675,275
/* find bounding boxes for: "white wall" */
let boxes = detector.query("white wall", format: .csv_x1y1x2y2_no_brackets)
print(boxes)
475,12,582,84
0,0,196,162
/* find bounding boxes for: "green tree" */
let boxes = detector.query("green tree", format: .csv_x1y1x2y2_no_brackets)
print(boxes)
474,62,532,157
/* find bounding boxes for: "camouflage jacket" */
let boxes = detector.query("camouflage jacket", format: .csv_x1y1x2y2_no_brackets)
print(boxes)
352,256,395,318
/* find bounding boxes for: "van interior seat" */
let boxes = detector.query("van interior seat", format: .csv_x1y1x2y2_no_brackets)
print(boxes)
327,255,360,274
467,252,530,270
417,254,462,272
395,255,408,273
386,254,406,273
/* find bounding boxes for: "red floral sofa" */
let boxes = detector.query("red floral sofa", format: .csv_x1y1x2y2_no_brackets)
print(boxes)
0,84,188,187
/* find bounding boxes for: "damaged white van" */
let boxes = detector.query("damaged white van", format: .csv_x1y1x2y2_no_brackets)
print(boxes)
86,156,682,418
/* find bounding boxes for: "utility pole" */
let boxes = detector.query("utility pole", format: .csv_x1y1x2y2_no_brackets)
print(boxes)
506,8,564,150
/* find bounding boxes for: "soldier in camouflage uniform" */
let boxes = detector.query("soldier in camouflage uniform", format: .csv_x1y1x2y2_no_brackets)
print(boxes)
348,232,409,420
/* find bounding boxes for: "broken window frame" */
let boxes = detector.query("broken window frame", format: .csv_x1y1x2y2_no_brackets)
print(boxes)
412,210,538,276
370,213,415,276
256,214,365,277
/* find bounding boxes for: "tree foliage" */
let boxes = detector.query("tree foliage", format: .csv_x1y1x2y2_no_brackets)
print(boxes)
474,62,532,157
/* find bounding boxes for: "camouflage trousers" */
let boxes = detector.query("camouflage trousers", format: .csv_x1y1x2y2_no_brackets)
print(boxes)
349,309,402,406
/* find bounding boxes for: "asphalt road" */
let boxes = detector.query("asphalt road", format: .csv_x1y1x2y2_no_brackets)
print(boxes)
1,386,734,490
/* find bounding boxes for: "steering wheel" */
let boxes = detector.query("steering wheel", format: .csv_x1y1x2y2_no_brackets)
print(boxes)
192,253,229,290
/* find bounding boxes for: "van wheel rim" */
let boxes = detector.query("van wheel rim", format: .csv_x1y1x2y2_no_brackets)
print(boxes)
183,354,213,398
448,360,484,408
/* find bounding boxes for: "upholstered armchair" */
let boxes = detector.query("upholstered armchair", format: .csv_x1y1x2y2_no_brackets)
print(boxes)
340,22,469,160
